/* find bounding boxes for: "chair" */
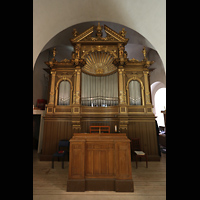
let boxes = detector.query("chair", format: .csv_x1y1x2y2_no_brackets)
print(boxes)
52,140,69,169
130,138,148,168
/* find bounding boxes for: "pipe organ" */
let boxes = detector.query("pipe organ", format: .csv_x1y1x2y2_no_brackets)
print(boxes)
41,23,159,161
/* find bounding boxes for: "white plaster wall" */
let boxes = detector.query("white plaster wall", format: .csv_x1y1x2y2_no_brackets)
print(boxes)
33,0,166,71
33,50,49,106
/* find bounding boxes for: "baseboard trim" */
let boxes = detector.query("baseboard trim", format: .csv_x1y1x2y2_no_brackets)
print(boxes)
67,178,134,192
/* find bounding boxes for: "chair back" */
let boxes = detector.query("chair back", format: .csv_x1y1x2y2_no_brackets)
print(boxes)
58,140,69,150
131,138,141,151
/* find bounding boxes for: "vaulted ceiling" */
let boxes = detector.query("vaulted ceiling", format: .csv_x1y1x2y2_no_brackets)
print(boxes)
33,0,166,73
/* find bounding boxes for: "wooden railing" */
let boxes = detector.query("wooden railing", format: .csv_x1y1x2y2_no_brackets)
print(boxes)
89,126,110,134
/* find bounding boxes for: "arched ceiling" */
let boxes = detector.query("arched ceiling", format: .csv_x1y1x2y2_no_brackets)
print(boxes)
33,0,166,72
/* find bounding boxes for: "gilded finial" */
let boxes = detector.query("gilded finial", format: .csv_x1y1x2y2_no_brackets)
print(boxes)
142,46,147,61
142,46,155,67
96,22,103,37
72,28,78,37
52,48,56,60
119,28,126,37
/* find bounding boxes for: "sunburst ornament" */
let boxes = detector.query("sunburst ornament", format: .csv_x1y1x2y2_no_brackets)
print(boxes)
82,51,117,75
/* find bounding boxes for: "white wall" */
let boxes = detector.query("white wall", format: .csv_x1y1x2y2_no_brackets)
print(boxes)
33,50,49,106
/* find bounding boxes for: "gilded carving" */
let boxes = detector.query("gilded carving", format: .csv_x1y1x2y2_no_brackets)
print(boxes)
145,92,151,104
143,70,151,105
142,46,155,68
81,45,118,59
45,23,154,116
142,47,147,61
118,44,124,58
82,51,117,75
72,28,78,37
71,26,94,43
129,58,139,62
71,24,128,44
75,44,81,59
48,70,56,105
60,58,70,63
52,48,56,59
96,22,103,37
119,28,127,37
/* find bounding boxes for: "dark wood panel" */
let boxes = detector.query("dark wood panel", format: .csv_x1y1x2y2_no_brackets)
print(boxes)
115,141,132,179
69,141,85,179
42,121,57,155
85,142,115,178
41,119,72,157
41,117,159,161
127,121,158,156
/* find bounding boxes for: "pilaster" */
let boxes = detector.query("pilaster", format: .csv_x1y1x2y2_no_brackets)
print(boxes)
143,70,151,105
48,70,56,106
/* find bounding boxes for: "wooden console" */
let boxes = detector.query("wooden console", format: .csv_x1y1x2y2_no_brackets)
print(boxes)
67,133,134,192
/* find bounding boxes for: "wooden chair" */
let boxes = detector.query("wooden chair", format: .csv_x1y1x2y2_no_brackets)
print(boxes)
52,140,69,169
130,138,148,168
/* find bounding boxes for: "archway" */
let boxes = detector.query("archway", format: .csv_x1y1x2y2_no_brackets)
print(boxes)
33,21,165,106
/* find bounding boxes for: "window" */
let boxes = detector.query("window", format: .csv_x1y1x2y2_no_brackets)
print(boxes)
154,88,166,126
129,80,142,105
58,81,70,105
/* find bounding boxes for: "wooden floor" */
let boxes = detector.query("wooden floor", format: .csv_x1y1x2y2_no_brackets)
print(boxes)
33,150,166,200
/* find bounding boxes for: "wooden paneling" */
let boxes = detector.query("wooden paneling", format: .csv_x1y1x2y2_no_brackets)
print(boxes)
69,141,85,179
115,141,132,180
85,142,115,178
41,116,159,161
41,119,72,160
127,121,158,156
54,106,71,113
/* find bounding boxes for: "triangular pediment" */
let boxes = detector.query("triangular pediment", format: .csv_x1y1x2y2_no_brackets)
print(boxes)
70,23,129,44
104,25,129,43
70,26,94,43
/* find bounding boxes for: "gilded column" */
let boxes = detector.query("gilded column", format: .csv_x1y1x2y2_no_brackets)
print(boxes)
73,71,77,104
75,67,81,104
118,67,128,132
123,71,127,104
72,67,81,133
49,70,56,105
118,68,126,105
143,70,151,105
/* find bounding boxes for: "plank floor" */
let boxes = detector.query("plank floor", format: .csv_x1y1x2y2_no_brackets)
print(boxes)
33,150,166,200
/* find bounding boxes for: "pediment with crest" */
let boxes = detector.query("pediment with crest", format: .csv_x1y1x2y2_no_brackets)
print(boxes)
70,23,129,44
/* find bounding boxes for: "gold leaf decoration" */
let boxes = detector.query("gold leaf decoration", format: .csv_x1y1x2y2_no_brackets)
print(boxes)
82,51,117,75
